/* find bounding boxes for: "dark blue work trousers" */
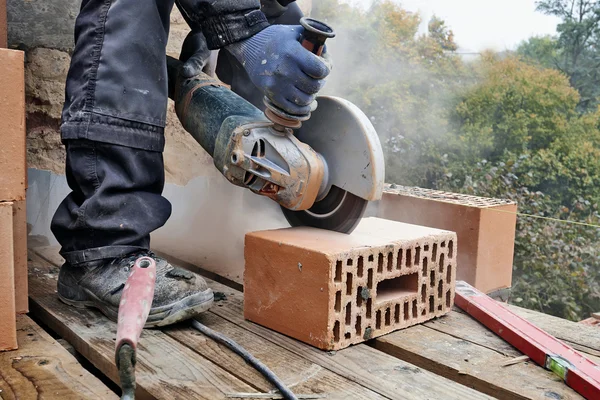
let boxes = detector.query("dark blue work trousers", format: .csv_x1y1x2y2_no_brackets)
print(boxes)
50,0,303,265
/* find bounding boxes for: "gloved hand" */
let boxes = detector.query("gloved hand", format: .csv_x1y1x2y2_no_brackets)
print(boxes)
179,30,212,79
225,24,332,117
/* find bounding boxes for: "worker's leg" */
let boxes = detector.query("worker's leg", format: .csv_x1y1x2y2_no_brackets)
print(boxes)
51,0,213,326
215,1,304,108
52,0,174,262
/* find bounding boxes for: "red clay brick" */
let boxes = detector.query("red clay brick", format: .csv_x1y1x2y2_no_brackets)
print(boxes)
13,200,28,314
0,48,26,201
0,202,17,351
378,185,517,294
244,217,457,351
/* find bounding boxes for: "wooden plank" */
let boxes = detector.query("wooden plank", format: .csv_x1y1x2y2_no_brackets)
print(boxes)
431,307,600,364
507,305,600,359
0,315,117,399
193,279,491,400
32,246,491,400
373,311,585,400
27,251,259,400
166,314,386,400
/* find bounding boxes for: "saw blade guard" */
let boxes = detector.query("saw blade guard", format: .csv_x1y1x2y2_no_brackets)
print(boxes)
295,96,385,203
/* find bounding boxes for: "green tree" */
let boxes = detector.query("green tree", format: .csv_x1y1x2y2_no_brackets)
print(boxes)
452,54,581,162
428,15,458,51
535,0,600,111
517,35,561,69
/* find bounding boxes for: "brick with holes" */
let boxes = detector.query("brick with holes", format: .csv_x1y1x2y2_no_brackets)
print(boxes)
378,185,517,295
244,217,457,350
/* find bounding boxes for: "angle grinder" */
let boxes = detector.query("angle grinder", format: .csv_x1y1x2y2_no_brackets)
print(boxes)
167,18,384,233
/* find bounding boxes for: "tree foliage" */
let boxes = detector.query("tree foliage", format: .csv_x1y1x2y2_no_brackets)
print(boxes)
535,0,600,111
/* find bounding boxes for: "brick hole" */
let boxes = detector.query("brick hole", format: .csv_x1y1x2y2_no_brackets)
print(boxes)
438,280,443,298
446,290,451,308
333,321,340,342
404,302,409,321
421,308,426,316
345,303,352,325
432,244,438,264
446,266,452,284
355,315,362,335
357,256,364,277
356,286,363,307
346,273,353,295
412,300,418,318
366,298,372,318
430,269,435,287
368,254,374,262
367,268,373,289
347,258,353,266
406,249,412,267
387,252,393,271
424,244,429,252
439,253,445,273
422,257,428,277
396,249,403,270
376,310,382,329
394,304,400,323
448,240,454,258
414,246,421,266
429,295,435,313
335,261,342,282
335,291,342,312
345,332,351,339
377,253,384,273
421,284,427,303
385,308,391,326
441,241,446,248
376,273,419,304
438,304,443,311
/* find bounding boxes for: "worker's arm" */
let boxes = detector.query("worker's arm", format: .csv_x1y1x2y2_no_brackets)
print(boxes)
261,0,297,20
175,0,270,49
176,0,330,117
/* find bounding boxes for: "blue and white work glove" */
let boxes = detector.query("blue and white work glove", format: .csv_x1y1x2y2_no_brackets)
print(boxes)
225,24,332,117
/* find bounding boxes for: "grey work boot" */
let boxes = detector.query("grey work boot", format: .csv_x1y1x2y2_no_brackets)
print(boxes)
57,252,214,327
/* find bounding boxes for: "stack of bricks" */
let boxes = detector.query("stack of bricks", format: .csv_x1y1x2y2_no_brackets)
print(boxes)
0,18,28,351
244,218,457,351
378,184,517,295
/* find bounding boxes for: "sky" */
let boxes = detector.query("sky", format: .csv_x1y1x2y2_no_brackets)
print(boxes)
339,0,562,52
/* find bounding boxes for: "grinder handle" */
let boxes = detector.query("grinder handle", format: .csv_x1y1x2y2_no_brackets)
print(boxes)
299,17,336,57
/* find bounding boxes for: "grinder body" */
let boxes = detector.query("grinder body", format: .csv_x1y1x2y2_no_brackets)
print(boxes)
168,59,327,212
167,18,384,233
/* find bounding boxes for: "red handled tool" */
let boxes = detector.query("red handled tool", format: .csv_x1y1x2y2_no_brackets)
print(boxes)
115,256,156,400
455,281,600,399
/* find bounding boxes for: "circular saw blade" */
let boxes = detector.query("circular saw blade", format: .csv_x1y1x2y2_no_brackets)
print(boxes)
280,186,368,234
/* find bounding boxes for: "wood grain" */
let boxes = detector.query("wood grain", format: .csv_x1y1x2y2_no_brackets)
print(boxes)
0,315,117,399
373,320,584,400
30,247,490,400
508,305,600,359
194,278,491,400
27,250,259,400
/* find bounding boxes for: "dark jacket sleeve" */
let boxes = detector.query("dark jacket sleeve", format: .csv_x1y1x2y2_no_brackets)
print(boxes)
175,0,270,49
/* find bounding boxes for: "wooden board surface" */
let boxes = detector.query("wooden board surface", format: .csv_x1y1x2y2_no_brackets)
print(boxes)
373,307,587,400
30,246,599,400
508,305,600,359
29,247,491,400
0,314,117,399
27,251,259,400
175,281,490,400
